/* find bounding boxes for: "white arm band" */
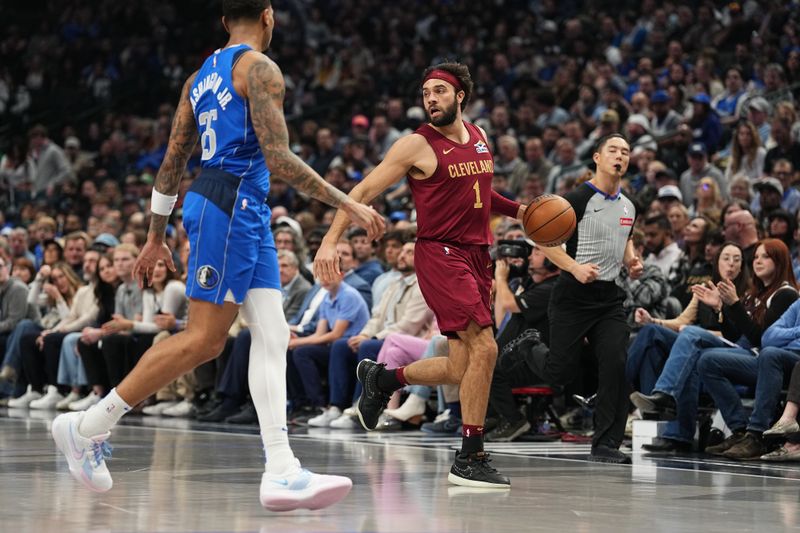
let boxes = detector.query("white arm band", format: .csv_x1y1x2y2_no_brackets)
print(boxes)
150,189,178,216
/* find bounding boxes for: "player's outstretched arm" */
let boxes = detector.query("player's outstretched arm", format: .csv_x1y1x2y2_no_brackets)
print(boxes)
314,135,421,282
136,72,199,287
245,56,383,239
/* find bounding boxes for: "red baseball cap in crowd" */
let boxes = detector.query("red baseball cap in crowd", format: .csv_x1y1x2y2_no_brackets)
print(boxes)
351,115,370,128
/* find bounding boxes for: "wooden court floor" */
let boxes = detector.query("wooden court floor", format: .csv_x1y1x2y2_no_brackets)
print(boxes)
1,410,798,532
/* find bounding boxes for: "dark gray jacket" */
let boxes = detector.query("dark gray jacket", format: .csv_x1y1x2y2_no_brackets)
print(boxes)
0,278,35,334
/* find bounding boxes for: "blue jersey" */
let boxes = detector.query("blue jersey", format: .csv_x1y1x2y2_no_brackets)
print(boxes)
190,44,270,195
182,44,280,306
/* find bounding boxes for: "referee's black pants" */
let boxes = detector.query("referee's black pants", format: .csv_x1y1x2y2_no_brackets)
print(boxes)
533,278,630,449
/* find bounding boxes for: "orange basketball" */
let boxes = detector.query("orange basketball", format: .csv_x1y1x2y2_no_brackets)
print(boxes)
523,194,576,247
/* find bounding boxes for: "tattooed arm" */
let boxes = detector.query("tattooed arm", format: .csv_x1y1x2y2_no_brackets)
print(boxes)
242,54,384,238
245,58,348,205
134,72,198,286
147,71,199,240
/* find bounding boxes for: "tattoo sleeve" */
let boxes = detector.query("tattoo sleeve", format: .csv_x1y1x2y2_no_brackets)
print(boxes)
148,73,199,238
247,60,350,208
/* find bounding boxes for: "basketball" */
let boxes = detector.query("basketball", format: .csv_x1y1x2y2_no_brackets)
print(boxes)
523,194,576,247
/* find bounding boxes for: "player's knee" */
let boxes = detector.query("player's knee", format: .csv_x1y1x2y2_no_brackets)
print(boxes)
471,337,497,367
483,339,498,362
445,360,467,384
186,331,228,364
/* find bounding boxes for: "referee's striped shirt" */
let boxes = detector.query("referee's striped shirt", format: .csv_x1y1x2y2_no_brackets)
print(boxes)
563,182,636,282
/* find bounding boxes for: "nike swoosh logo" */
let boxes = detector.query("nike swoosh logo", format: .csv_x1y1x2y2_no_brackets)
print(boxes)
453,465,472,477
593,208,604,212
443,147,455,154
68,424,85,461
271,479,289,486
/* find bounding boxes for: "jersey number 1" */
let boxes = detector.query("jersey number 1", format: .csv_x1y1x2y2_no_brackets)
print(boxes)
199,109,218,160
473,180,483,208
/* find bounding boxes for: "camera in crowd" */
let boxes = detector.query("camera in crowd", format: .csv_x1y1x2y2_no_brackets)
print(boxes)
495,239,532,279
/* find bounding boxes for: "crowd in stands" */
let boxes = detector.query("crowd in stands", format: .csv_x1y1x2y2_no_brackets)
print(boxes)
3,0,800,460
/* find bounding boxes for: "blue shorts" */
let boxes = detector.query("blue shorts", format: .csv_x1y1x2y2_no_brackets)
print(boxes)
183,168,280,305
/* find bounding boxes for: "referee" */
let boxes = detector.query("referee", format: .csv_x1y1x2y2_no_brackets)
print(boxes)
534,133,643,464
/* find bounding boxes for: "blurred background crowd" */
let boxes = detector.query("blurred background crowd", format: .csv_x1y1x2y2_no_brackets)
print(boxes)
2,0,800,459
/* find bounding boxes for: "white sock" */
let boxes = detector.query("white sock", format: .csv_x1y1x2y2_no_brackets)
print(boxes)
78,388,131,438
242,289,297,475
262,426,296,475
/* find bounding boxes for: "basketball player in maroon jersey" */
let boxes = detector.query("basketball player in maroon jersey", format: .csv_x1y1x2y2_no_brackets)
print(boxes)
315,63,525,488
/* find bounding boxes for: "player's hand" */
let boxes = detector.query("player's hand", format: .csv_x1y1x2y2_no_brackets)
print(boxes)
342,199,386,241
314,241,340,283
717,278,739,306
571,263,600,284
634,307,653,325
626,256,644,280
133,235,176,288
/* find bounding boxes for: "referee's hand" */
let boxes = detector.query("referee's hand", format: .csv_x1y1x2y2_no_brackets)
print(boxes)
572,263,600,284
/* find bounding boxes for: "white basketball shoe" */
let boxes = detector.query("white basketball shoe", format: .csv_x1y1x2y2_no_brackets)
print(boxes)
259,459,352,511
51,411,113,492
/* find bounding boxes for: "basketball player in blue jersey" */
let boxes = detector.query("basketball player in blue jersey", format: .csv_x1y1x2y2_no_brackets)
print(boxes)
51,0,384,511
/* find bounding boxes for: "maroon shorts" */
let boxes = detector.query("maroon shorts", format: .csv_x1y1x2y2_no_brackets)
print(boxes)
414,238,493,336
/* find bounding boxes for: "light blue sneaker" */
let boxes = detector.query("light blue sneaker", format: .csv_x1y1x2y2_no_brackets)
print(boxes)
259,459,352,511
421,409,462,435
51,412,113,492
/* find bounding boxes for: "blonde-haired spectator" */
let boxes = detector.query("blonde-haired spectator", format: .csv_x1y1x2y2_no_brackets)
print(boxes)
725,120,766,183
729,174,753,204
667,204,690,246
692,177,724,223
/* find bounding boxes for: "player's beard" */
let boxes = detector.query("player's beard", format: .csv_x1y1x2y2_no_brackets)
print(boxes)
428,100,458,127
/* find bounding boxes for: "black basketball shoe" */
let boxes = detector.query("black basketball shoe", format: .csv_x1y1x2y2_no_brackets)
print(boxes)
448,451,511,488
355,359,391,430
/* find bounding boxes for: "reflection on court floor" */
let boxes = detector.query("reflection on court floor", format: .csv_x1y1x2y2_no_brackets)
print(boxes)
1,412,799,533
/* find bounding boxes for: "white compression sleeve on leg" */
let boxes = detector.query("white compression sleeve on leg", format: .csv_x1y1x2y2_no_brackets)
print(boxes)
241,288,297,475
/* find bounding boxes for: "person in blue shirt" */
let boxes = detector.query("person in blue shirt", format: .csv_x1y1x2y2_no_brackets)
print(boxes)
348,227,385,286
52,0,383,511
336,239,372,309
681,93,723,153
289,264,370,427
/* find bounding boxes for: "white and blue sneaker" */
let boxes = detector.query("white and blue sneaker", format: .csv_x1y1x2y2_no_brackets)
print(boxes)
259,460,352,511
51,412,113,493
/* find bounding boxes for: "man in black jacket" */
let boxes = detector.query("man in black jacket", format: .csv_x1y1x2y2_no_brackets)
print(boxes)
486,242,559,441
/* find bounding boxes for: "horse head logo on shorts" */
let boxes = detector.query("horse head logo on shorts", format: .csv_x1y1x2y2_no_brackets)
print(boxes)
197,265,220,289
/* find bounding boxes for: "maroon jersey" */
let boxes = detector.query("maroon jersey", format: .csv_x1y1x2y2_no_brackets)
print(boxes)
408,121,495,245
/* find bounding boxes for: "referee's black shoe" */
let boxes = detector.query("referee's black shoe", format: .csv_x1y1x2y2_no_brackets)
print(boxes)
642,437,692,454
448,451,511,488
355,359,391,430
589,444,632,464
629,391,677,420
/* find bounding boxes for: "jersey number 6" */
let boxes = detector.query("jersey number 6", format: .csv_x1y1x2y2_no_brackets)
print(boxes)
199,109,218,161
